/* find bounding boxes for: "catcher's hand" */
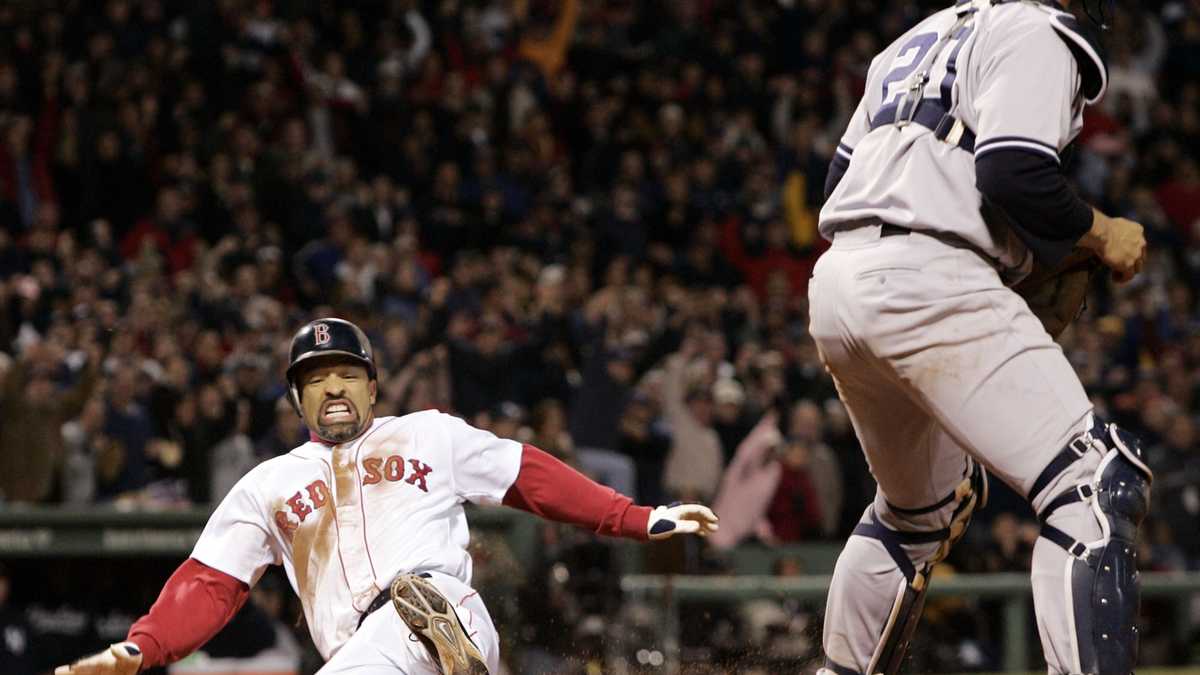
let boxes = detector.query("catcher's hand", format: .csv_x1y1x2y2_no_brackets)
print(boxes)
55,642,143,675
1080,212,1146,283
1013,247,1102,340
648,503,719,540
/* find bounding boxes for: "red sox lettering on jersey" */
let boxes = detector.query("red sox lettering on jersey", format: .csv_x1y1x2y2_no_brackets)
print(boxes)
189,410,521,660
273,455,434,542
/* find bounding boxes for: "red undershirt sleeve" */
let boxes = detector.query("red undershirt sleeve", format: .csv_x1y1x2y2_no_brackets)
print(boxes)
126,558,250,669
502,444,652,541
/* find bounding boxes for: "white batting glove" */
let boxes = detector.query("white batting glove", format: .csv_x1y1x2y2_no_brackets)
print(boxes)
55,642,143,675
648,503,719,540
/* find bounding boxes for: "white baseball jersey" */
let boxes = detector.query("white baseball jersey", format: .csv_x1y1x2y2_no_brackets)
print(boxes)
820,0,1107,273
189,410,522,660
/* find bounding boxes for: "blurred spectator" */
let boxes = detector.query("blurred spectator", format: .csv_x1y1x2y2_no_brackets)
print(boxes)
175,382,232,504
529,397,574,463
785,400,842,537
977,513,1038,574
0,340,98,503
763,435,825,543
487,399,529,444
59,395,106,505
517,0,581,80
618,392,672,506
712,377,754,463
661,344,724,502
98,364,154,500
119,186,199,275
0,562,34,675
210,397,256,502
0,115,54,230
1149,414,1200,567
709,412,784,551
1156,158,1200,244
257,396,306,459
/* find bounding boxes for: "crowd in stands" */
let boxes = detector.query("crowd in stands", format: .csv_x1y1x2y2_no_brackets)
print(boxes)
2,0,1199,671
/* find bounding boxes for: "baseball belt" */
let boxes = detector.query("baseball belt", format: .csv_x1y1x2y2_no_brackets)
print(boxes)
358,572,433,629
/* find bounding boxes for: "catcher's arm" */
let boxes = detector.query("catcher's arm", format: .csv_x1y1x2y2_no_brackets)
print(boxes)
55,559,249,674
1012,209,1147,339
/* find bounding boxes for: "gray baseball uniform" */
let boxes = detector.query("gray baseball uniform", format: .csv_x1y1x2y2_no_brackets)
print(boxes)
811,1,1152,674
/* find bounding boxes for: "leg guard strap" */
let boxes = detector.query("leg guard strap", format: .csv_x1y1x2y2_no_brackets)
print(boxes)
847,460,986,675
1038,484,1098,558
887,457,988,516
820,659,863,675
1038,421,1153,675
1040,484,1096,524
1040,523,1090,560
852,512,944,584
1029,416,1107,503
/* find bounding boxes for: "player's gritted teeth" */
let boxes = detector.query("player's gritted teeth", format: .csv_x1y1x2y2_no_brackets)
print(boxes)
320,399,357,425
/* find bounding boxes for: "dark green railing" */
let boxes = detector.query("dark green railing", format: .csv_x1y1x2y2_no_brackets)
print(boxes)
621,573,1200,673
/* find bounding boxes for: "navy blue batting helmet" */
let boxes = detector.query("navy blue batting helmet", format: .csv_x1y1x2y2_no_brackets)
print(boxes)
285,318,376,412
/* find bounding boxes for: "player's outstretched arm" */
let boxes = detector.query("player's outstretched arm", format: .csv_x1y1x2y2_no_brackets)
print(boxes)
54,642,142,675
55,558,250,675
501,443,718,541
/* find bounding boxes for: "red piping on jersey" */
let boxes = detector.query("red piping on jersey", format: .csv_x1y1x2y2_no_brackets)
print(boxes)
458,591,478,633
355,457,380,591
319,455,363,613
502,444,651,540
351,418,401,587
126,558,249,669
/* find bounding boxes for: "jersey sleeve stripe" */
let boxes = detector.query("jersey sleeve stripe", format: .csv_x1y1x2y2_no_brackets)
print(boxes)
836,143,854,160
975,135,1058,153
975,140,1061,163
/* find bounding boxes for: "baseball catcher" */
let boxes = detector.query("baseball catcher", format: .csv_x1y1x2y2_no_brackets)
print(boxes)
56,318,717,675
811,0,1149,673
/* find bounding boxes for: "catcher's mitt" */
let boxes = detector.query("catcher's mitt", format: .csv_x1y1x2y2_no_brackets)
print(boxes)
1013,248,1103,339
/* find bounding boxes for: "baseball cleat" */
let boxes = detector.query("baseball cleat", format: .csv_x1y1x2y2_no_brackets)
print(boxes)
391,574,489,675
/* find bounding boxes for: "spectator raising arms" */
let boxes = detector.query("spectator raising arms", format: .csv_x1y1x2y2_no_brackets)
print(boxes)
0,0,1194,579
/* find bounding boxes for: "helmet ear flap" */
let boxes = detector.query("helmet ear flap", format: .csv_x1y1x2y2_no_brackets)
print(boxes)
289,382,303,418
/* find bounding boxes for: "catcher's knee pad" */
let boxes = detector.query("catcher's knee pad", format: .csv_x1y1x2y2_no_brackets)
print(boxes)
848,458,987,675
1033,418,1153,675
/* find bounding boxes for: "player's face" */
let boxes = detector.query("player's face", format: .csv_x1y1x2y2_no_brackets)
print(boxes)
298,359,376,443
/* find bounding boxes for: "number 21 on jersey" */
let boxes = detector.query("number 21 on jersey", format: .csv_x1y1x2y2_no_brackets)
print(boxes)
877,21,974,120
